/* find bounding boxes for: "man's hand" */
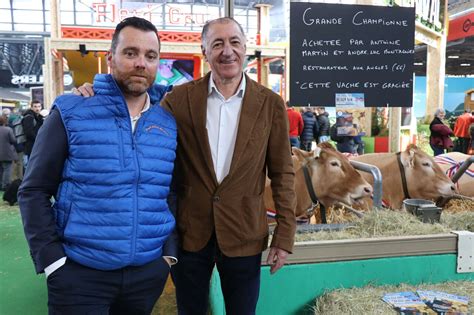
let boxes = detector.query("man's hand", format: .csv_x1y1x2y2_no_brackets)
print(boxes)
266,247,289,275
72,83,94,97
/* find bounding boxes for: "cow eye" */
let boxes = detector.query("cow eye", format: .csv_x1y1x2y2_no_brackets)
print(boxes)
330,160,341,167
422,162,431,167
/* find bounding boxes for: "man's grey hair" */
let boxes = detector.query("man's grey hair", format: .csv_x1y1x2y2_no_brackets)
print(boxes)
201,17,246,48
434,108,445,117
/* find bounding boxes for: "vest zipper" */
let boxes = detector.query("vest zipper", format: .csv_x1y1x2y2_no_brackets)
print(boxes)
116,119,125,168
130,117,140,263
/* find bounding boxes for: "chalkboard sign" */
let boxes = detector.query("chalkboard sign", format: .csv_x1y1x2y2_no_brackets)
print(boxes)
290,3,415,107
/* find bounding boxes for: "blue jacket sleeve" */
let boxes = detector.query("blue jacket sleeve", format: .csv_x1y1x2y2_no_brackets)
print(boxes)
18,109,68,274
162,171,178,260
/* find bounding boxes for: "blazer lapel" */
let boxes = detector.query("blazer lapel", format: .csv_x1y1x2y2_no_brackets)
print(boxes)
188,73,218,187
224,76,266,182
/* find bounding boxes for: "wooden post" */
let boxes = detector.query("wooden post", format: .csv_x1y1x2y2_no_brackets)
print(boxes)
389,107,401,152
425,0,448,123
425,35,446,123
50,0,60,39
48,0,63,103
43,38,52,109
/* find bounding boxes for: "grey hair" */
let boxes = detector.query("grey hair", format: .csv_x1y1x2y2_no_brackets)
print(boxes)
201,17,246,48
434,108,445,117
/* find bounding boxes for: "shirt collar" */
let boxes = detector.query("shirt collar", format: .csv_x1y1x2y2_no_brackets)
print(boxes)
131,93,150,120
142,93,150,114
208,72,246,99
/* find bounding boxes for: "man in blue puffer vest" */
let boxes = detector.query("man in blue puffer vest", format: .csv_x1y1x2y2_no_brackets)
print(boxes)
18,17,177,314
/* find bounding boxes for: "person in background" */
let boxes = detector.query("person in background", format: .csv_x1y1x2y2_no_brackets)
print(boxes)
468,116,474,155
4,108,24,180
19,17,177,314
315,106,330,143
453,109,474,154
429,108,453,156
300,107,319,151
0,115,17,190
330,124,357,154
286,101,303,148
2,108,11,122
22,100,43,168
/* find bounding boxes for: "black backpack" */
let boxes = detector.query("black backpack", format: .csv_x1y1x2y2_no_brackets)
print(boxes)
3,179,22,206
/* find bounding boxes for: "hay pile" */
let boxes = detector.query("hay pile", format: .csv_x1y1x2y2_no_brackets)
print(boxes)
310,198,474,226
314,281,474,314
312,205,360,224
295,208,474,242
444,198,474,213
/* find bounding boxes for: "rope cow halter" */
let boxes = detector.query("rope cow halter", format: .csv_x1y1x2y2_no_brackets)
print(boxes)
301,148,327,224
396,151,411,201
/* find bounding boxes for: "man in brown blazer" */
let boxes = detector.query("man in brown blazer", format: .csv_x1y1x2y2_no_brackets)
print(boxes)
162,17,296,315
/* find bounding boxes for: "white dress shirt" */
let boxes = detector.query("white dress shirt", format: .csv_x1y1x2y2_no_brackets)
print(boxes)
206,74,246,184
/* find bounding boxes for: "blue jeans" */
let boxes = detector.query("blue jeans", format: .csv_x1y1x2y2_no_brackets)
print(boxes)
0,161,13,190
430,144,445,156
289,137,300,148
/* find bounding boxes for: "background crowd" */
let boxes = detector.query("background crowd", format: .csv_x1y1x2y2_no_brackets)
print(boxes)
285,103,363,155
1,101,46,194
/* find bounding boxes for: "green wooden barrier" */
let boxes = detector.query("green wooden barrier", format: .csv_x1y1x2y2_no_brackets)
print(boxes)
210,254,473,315
362,136,374,153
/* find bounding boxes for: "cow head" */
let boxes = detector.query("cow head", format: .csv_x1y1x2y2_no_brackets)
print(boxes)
292,143,373,208
400,144,456,200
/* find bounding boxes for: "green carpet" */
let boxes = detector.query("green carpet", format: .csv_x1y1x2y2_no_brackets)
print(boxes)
0,203,47,315
0,202,177,315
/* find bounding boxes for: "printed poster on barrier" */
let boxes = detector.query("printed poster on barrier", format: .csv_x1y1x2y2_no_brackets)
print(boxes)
335,93,365,109
417,290,469,314
382,292,435,314
335,108,368,136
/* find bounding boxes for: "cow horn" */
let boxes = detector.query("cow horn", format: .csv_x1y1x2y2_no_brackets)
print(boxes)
312,147,322,159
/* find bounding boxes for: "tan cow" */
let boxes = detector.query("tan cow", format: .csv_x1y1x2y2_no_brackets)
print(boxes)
352,145,456,209
264,143,373,219
435,152,474,197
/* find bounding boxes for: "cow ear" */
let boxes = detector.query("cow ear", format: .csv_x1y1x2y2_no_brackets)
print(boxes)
312,146,322,159
407,148,416,168
292,147,308,162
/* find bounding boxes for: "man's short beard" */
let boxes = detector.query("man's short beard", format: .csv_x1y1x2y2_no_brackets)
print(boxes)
117,80,150,97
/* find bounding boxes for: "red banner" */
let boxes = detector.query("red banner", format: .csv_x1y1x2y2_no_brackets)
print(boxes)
448,12,474,41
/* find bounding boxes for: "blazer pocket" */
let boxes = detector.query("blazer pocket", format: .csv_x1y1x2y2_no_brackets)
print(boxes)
240,194,268,241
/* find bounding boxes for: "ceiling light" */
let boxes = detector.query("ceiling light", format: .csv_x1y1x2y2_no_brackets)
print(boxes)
414,62,423,65
460,63,471,66
447,56,459,59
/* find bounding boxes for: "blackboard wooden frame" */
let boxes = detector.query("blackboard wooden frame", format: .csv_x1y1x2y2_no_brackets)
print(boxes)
290,2,415,107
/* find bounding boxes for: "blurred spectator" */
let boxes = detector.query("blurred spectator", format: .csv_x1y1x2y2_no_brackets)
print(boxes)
0,115,17,190
330,124,357,154
453,110,474,154
286,101,303,148
2,108,11,122
315,107,330,143
429,108,453,156
22,100,43,168
300,107,319,151
469,122,474,155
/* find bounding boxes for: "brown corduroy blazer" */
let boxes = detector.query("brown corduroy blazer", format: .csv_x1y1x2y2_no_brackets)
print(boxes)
161,73,296,257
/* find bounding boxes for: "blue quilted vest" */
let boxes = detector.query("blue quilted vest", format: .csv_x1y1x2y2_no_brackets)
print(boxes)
52,74,176,270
